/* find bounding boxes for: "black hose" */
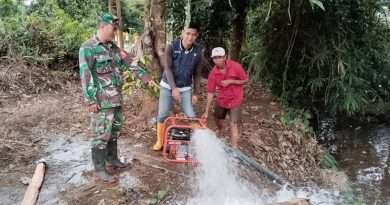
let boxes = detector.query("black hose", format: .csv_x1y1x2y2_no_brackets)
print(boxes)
223,145,295,190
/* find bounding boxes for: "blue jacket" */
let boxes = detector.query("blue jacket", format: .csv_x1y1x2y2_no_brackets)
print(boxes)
162,39,202,88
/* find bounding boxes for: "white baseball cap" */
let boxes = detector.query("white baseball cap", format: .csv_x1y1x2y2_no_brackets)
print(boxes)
211,47,226,57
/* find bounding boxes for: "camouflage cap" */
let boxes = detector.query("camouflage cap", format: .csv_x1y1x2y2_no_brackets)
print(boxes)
98,12,119,27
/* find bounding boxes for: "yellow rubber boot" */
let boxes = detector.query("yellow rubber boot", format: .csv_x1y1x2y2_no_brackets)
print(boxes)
153,123,163,151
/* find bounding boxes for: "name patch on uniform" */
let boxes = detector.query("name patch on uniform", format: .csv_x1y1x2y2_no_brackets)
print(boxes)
174,51,181,54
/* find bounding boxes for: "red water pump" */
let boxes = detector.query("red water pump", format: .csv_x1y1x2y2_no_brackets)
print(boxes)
162,116,207,163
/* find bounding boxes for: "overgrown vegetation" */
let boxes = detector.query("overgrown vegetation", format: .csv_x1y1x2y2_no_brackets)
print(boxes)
245,0,390,117
166,0,237,70
0,0,99,67
124,0,144,35
0,0,144,68
166,0,187,38
191,0,235,59
1,0,389,118
122,55,160,97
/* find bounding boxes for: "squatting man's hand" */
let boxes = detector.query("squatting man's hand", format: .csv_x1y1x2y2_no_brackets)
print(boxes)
201,112,208,120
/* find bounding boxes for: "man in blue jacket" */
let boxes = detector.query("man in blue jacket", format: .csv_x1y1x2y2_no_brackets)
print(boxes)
153,22,202,150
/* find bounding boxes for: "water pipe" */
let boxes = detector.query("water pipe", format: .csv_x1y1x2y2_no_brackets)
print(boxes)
223,145,295,190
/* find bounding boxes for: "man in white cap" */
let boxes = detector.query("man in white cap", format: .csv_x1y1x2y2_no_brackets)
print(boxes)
201,47,248,149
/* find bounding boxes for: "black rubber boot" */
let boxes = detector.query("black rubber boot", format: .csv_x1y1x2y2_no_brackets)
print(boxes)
91,148,116,182
106,140,129,168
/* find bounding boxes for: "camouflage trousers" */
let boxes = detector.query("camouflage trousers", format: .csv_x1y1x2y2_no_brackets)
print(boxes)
90,107,123,149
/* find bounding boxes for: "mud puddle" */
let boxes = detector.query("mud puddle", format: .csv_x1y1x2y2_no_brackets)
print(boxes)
36,134,90,204
0,133,148,205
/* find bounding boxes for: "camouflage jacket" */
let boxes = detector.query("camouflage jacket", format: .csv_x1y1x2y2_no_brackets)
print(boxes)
79,36,150,108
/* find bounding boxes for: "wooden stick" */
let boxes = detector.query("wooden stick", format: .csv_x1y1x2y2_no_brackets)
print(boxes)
65,173,76,183
264,199,311,205
373,191,381,205
2,144,14,150
21,162,46,205
5,139,33,147
138,160,191,179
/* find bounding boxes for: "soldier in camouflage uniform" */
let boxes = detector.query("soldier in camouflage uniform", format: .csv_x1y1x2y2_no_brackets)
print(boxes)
79,12,157,182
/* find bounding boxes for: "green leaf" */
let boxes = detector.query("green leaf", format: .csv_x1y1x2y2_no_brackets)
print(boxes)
303,119,310,127
148,197,157,204
117,187,125,194
309,0,325,11
140,56,146,65
136,79,141,87
157,190,167,199
280,116,288,123
303,112,312,119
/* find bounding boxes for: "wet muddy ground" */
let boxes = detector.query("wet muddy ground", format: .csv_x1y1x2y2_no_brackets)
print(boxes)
0,80,342,204
1,132,277,205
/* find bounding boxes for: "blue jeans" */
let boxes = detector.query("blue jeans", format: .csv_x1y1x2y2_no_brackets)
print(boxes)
157,87,196,123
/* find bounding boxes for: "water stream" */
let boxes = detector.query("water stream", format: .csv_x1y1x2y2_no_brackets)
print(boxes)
333,123,390,204
187,129,345,205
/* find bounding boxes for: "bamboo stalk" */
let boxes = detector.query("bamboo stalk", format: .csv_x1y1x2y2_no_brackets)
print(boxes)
264,199,311,205
20,161,46,205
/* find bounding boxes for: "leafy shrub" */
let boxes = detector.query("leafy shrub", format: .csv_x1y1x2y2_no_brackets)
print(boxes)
245,0,390,117
1,0,99,68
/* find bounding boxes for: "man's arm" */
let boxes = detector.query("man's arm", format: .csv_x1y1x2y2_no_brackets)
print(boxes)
163,43,176,89
220,79,248,87
164,43,181,102
192,50,202,96
119,50,152,84
201,75,216,119
201,93,214,119
79,46,98,105
221,63,248,87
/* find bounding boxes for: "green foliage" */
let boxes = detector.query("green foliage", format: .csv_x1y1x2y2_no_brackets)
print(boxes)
308,0,325,11
124,0,144,35
0,0,99,67
246,0,390,117
57,0,102,21
116,186,126,195
122,55,159,97
191,0,236,70
57,0,144,34
0,0,17,17
280,107,314,134
147,189,167,204
342,190,365,205
166,0,187,38
319,150,339,170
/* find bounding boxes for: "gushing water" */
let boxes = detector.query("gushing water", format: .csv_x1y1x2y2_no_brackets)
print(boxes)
186,129,345,205
188,129,262,205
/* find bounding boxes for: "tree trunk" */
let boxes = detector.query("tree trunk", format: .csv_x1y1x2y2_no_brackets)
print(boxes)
229,1,249,61
130,0,166,121
141,0,166,78
116,0,124,49
108,0,113,14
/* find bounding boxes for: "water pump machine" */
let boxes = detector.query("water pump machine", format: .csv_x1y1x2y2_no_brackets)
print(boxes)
162,116,207,163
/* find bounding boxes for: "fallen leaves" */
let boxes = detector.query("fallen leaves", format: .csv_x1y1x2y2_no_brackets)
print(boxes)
241,120,325,185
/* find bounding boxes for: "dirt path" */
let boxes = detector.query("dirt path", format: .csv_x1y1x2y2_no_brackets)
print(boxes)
0,78,343,204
